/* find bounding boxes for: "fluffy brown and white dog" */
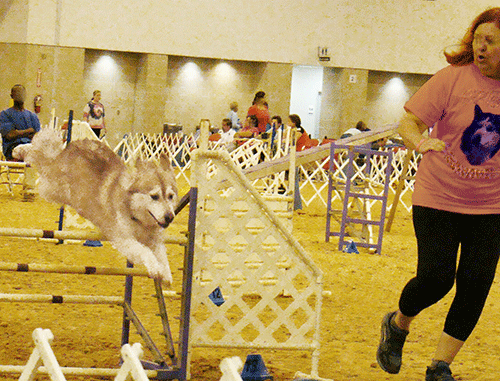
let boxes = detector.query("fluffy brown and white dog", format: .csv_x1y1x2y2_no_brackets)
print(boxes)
27,128,178,284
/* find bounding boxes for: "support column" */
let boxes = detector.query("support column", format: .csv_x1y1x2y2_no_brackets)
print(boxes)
134,53,169,135
339,68,368,135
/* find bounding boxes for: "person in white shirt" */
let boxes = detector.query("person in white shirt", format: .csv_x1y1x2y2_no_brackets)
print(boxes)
219,118,236,148
340,120,368,139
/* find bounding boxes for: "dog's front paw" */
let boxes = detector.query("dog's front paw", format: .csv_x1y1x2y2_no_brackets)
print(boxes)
160,268,173,286
147,267,172,286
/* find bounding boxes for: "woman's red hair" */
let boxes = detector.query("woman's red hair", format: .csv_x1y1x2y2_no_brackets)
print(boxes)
445,8,500,66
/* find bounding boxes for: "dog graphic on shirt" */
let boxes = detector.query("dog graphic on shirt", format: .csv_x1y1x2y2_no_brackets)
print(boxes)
461,105,500,166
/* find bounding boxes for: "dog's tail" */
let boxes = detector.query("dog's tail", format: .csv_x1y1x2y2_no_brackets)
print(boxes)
27,127,64,168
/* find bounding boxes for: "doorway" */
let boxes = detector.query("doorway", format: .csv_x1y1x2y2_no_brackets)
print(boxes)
289,65,324,139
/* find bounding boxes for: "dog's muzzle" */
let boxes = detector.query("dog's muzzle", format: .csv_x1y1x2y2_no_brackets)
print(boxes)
150,211,174,228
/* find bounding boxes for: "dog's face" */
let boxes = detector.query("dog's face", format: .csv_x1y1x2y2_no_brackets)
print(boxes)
472,118,500,149
461,104,500,165
129,154,178,229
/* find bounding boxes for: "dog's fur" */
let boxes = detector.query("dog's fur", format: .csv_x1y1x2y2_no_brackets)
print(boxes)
27,128,178,283
12,143,32,161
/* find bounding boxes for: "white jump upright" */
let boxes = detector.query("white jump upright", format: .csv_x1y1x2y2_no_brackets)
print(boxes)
219,357,243,381
19,328,151,381
115,343,150,381
19,328,66,381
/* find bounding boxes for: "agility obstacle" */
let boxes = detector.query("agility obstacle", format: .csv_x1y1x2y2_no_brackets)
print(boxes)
0,261,150,277
0,227,187,247
189,146,324,377
325,143,393,254
0,187,198,380
0,159,35,197
0,121,408,380
7,328,152,381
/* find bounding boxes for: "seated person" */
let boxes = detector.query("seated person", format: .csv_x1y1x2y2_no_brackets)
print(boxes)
218,118,236,148
270,115,283,131
0,85,40,161
234,115,260,139
268,115,284,152
288,114,316,151
340,120,369,139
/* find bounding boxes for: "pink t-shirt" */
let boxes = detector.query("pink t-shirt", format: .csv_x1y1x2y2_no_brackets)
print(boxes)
406,63,500,214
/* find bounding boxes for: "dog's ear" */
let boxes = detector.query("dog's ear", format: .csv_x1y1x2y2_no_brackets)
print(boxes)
159,152,172,171
133,156,147,171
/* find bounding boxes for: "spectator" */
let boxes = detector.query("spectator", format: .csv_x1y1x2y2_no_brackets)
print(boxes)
269,115,283,132
340,120,369,139
269,115,284,152
83,90,106,138
287,114,304,133
227,102,241,130
247,91,270,134
218,118,236,148
0,84,40,161
235,115,260,141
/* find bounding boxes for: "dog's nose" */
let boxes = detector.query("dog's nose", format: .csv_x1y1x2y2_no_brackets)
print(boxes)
165,213,174,224
159,213,174,228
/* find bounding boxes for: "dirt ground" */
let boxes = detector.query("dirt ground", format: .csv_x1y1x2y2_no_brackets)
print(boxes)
0,187,499,381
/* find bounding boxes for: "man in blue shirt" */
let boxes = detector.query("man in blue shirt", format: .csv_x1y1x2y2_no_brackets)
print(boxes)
0,85,40,160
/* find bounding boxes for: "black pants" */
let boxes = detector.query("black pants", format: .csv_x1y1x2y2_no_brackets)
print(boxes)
399,206,500,341
92,128,102,138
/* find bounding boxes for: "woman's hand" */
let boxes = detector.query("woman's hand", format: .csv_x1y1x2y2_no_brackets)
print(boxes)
416,138,446,154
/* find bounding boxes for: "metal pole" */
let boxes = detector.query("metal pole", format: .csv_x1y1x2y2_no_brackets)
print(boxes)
121,261,134,348
57,110,73,243
177,187,197,381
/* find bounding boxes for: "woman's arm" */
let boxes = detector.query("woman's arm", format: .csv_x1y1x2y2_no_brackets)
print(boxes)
398,111,445,153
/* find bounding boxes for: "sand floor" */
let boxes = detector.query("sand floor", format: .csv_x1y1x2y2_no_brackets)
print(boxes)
0,188,499,381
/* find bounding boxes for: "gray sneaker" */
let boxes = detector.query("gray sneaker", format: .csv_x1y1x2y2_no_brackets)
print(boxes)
376,311,409,374
426,361,456,381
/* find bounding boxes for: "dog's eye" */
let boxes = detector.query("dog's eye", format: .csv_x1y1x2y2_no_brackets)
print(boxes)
151,194,160,201
168,194,174,200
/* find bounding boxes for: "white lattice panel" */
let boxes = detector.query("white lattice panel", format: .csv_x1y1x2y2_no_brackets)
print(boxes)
189,149,323,375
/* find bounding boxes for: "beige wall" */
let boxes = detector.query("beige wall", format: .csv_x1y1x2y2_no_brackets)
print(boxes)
134,54,169,137
366,71,431,130
0,0,28,44
2,1,497,143
338,69,369,136
2,0,496,75
317,67,432,139
164,57,292,134
0,44,27,108
0,43,435,142
0,43,84,126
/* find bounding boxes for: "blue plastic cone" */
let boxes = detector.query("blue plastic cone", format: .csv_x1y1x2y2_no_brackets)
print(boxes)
83,240,103,247
241,354,273,381
343,240,359,254
208,286,225,306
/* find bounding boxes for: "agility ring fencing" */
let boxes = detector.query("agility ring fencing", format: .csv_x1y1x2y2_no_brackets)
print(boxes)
111,129,419,213
0,125,418,215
